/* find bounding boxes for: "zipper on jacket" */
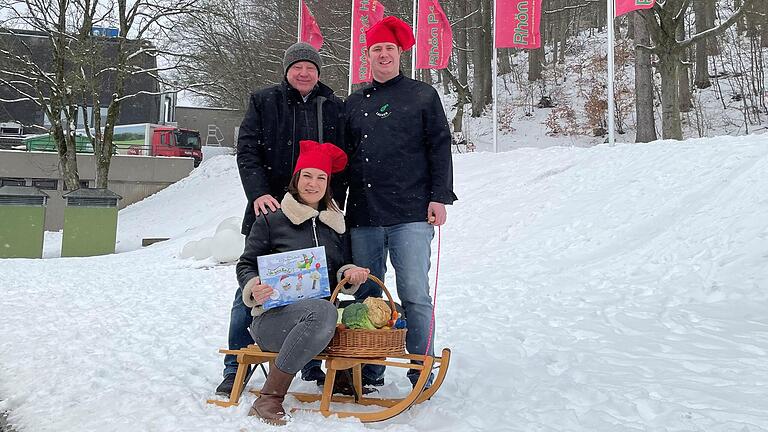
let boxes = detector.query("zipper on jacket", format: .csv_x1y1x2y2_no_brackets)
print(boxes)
311,217,319,246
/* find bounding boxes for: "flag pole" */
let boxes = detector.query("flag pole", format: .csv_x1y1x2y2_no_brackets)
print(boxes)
492,0,498,153
412,0,418,79
348,0,355,95
298,0,302,42
606,0,616,146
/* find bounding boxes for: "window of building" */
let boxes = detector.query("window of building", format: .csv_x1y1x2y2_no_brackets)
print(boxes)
43,106,109,128
1,178,26,187
62,180,91,190
30,178,59,190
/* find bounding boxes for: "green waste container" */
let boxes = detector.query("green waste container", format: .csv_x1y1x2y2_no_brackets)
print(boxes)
0,186,49,258
61,188,122,257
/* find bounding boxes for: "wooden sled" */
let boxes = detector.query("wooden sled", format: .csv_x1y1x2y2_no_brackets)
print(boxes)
207,344,451,423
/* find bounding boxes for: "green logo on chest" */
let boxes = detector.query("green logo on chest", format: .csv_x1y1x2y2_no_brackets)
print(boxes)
376,103,391,118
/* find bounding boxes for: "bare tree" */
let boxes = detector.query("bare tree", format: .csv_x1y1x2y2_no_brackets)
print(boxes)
0,0,84,190
641,0,756,139
84,0,203,188
633,10,657,143
693,0,714,88
0,0,202,189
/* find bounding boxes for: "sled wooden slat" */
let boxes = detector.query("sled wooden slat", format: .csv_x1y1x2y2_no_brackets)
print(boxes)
206,345,450,422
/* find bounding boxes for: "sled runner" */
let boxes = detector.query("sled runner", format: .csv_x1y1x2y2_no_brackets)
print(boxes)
208,275,450,422
207,346,451,422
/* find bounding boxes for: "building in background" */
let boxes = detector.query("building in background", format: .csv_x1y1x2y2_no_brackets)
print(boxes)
0,28,162,133
175,106,243,148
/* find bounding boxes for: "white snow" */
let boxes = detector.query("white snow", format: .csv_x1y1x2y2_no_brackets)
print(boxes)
2,135,768,431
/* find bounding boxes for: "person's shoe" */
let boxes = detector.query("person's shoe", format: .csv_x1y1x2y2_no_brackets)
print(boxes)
408,371,435,390
300,365,326,385
331,370,377,396
362,375,385,387
248,366,295,426
215,374,237,396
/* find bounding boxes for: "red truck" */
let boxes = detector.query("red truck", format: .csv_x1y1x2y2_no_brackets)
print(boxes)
122,124,203,166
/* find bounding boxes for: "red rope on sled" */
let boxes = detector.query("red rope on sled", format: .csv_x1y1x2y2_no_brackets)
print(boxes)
425,225,441,357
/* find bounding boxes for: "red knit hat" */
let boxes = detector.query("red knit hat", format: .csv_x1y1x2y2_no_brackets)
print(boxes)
366,16,415,51
293,140,348,175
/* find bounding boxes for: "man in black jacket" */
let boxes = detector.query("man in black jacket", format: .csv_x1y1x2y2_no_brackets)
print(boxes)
217,42,345,396
344,17,458,387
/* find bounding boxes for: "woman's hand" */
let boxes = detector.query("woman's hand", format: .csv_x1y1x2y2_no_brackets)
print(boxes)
344,266,370,286
249,281,276,305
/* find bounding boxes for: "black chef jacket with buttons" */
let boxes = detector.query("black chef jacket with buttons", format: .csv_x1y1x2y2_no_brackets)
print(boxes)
344,73,458,228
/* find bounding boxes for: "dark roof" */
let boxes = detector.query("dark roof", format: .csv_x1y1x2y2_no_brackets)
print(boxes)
62,188,122,199
0,185,49,198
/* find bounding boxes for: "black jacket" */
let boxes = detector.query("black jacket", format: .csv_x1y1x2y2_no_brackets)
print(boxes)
236,193,350,292
236,80,345,235
344,73,457,227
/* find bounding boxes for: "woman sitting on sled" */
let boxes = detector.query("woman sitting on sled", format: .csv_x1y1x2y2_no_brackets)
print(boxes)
235,140,369,425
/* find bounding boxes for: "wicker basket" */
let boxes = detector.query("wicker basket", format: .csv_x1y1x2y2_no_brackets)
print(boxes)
325,274,406,357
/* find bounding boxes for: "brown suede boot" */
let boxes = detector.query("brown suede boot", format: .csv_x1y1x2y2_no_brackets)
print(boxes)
248,366,295,425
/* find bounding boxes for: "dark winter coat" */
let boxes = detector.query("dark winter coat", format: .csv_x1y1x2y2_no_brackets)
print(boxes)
236,80,345,235
344,73,458,228
236,193,354,316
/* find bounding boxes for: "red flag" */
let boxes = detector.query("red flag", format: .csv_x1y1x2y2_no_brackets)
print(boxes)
615,0,655,17
301,0,324,50
495,0,542,49
415,0,453,69
350,0,385,84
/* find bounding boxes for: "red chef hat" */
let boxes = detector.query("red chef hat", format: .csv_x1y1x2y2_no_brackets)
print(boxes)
365,16,415,51
293,140,348,175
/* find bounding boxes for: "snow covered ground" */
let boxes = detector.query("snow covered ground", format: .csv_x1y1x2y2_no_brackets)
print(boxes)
2,134,768,431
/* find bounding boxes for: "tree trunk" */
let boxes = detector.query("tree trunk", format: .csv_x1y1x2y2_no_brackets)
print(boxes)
457,0,468,89
634,12,657,143
658,52,684,140
528,47,543,81
694,0,712,88
559,23,567,64
440,68,451,94
52,121,81,190
482,0,493,106
756,0,768,47
498,48,511,74
735,0,747,34
677,21,693,112
422,69,434,85
96,39,127,189
444,68,471,133
470,0,487,116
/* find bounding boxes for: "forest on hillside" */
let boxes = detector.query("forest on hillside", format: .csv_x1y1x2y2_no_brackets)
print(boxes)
173,0,768,143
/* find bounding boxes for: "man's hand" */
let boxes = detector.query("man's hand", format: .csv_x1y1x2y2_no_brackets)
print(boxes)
427,201,447,226
249,281,276,306
253,194,280,216
343,266,370,285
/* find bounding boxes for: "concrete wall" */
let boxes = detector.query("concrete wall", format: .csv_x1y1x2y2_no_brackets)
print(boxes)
0,150,193,230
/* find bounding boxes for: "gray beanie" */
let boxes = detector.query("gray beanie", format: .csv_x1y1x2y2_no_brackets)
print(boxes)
283,42,322,75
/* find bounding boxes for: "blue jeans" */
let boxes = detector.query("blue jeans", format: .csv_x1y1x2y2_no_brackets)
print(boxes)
249,299,337,374
351,222,435,384
223,286,254,376
223,286,323,378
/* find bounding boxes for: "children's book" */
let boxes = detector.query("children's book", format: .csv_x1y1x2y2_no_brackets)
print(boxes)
257,246,331,310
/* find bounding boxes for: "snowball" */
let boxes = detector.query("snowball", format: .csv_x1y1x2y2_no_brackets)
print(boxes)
216,216,242,234
179,240,198,259
211,229,245,263
193,237,213,260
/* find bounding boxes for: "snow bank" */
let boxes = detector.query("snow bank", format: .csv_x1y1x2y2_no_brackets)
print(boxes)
1,136,767,431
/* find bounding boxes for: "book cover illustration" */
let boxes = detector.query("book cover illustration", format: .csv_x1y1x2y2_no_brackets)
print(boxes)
257,246,330,310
